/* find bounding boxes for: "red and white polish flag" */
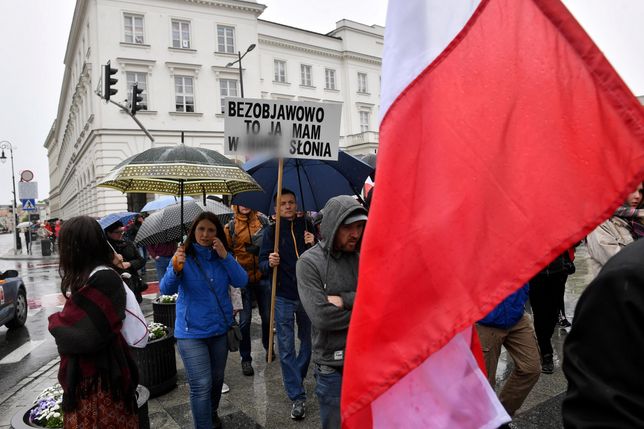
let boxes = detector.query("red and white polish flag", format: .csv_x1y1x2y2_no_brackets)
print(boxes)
342,0,644,428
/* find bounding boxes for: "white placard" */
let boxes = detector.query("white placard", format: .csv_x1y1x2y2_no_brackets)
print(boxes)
224,98,342,161
18,182,38,200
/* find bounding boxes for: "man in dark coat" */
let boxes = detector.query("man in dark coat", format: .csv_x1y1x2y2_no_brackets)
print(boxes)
106,221,146,302
562,238,644,428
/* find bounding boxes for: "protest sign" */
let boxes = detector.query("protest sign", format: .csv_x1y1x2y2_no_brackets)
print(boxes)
224,98,342,161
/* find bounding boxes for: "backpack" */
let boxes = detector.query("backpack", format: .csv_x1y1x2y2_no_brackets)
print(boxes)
228,214,270,256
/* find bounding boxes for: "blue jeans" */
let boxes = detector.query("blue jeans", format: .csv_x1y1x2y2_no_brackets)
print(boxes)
137,246,148,273
177,336,228,429
154,256,172,281
314,365,343,429
275,295,312,401
239,281,271,362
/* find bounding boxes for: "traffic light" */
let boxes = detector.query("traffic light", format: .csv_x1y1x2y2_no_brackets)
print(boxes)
103,61,118,101
131,84,144,115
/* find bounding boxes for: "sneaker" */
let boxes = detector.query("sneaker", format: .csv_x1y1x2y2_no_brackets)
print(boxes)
221,383,230,394
541,354,554,374
213,411,222,429
241,361,254,376
290,399,306,420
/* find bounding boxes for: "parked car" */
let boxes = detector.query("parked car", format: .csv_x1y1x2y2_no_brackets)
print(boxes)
0,270,27,329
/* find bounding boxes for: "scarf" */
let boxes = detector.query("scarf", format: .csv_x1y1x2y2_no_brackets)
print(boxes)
48,269,138,413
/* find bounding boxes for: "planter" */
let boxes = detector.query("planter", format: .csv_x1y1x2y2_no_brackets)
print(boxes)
152,299,176,329
130,328,177,398
11,385,150,429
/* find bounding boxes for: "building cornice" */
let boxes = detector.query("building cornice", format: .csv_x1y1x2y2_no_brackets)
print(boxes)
258,35,342,60
258,19,342,40
167,0,266,16
258,36,381,65
116,57,157,67
342,51,381,65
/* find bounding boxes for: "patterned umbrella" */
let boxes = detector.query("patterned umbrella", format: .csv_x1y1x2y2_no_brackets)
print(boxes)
97,144,261,196
96,144,262,238
134,200,233,246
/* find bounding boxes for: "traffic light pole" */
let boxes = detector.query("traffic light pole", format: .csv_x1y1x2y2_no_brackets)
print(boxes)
106,99,155,143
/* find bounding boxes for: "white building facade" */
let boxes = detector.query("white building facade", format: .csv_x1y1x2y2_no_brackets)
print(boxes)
45,0,383,219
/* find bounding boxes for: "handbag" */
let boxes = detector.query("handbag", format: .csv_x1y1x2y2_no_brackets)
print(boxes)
91,266,149,348
192,256,243,352
226,320,242,352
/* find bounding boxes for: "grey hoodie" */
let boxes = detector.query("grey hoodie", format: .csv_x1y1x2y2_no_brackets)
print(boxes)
296,195,367,368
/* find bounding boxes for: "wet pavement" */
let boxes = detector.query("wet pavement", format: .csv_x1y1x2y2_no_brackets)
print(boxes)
0,230,594,428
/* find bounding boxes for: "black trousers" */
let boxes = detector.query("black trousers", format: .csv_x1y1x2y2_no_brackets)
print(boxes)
529,272,568,356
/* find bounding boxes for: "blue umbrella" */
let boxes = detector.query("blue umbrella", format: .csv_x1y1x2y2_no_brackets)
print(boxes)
98,212,140,230
140,195,194,212
231,151,374,214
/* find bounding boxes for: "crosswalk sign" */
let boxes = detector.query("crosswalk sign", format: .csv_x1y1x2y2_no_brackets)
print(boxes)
21,199,36,211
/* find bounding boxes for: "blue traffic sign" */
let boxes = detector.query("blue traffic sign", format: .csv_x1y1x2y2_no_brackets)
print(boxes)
21,199,36,211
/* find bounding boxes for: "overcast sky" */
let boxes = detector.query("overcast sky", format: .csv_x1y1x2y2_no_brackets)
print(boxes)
0,0,642,206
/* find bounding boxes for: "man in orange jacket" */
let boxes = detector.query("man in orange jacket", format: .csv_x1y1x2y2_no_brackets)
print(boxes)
224,205,270,376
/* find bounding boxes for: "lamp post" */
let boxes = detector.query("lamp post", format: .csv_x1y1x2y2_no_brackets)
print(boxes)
0,141,19,255
225,43,256,98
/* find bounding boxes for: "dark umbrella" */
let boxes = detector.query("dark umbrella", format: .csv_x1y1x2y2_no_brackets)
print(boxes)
231,151,374,214
97,144,261,238
135,200,233,246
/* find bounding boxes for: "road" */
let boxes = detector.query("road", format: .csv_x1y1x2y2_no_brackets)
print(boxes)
0,233,61,394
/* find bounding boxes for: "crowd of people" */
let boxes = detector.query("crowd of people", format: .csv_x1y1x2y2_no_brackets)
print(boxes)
44,181,644,428
15,218,62,255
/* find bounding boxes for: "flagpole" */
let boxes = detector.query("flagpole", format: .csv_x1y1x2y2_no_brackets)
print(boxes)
267,158,284,363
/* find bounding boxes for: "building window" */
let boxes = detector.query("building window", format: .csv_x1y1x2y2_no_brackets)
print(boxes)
301,64,312,86
172,20,191,49
360,111,370,132
274,60,286,83
358,72,368,93
217,25,235,54
124,14,144,44
325,68,336,90
175,76,194,112
126,72,148,110
219,79,238,113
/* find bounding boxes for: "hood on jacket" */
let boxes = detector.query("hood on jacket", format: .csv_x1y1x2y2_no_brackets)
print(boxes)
319,195,368,253
231,204,259,222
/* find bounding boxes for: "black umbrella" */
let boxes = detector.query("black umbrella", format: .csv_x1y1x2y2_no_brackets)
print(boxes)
232,151,374,214
135,200,233,246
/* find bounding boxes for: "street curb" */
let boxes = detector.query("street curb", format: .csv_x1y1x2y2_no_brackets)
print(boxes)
0,253,58,261
0,357,60,407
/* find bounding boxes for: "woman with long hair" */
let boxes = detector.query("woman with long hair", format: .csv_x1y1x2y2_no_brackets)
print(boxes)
48,216,139,428
161,211,248,429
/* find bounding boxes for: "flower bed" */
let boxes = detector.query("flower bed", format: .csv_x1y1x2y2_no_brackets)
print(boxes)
28,385,63,428
152,295,177,329
12,385,149,429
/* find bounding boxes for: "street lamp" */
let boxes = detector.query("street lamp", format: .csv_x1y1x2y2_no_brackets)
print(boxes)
0,141,19,255
225,43,256,98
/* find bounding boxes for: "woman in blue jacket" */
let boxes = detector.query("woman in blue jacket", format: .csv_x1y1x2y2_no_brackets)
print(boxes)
161,212,248,429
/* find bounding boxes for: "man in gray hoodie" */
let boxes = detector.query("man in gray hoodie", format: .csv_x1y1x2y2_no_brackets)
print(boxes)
296,195,367,429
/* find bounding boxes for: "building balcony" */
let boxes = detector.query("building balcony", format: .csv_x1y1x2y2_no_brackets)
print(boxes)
340,131,379,156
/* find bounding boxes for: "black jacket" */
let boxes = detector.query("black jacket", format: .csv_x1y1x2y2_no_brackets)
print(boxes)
108,238,146,300
562,239,644,428
259,216,313,300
